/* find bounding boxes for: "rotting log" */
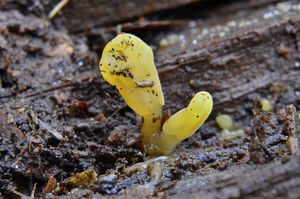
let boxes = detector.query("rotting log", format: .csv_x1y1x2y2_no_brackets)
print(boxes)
154,5,300,116
1,1,300,198
62,0,199,23
0,0,200,28
72,0,283,33
1,2,299,117
52,0,283,32
163,155,300,199
44,0,202,32
60,155,300,199
8,3,300,118
0,0,283,33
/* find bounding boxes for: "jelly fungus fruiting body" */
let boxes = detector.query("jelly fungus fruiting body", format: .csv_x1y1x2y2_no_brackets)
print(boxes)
99,33,164,144
99,33,213,156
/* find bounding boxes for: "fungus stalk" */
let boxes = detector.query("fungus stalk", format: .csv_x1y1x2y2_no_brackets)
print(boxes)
99,33,213,155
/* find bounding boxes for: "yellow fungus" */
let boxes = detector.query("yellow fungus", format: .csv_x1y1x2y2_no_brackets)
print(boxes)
99,33,213,155
216,114,233,130
149,91,213,155
261,99,273,112
99,33,164,144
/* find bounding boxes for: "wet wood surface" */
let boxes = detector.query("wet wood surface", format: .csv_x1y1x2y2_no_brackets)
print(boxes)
0,0,300,198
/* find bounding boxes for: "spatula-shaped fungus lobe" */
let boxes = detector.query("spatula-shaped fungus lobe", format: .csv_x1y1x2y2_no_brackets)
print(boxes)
99,33,165,144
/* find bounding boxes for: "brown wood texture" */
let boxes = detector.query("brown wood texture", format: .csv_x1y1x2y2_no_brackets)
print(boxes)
106,155,300,199
154,7,300,116
165,155,300,199
0,1,300,198
0,0,283,33
49,0,201,32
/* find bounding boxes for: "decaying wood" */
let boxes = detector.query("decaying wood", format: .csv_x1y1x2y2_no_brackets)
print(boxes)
1,1,300,198
3,2,299,117
61,155,300,199
17,5,300,114
164,155,300,199
93,19,187,33
51,0,282,32
0,0,200,32
0,0,281,33
155,7,300,115
47,0,202,32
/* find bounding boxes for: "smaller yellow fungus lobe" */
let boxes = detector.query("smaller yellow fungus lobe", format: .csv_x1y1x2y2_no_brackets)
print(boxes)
149,91,213,155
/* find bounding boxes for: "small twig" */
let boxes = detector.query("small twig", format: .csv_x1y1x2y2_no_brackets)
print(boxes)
123,156,168,174
98,19,187,33
286,105,299,155
30,109,64,141
48,0,70,19
107,103,128,119
24,81,76,98
30,183,37,199
24,76,99,98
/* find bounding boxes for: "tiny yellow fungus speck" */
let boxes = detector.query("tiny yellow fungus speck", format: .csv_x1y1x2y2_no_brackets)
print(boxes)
216,114,233,130
261,99,273,112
